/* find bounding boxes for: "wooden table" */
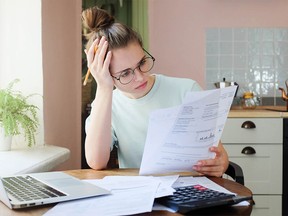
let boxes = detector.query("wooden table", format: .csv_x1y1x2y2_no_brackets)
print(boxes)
0,169,253,216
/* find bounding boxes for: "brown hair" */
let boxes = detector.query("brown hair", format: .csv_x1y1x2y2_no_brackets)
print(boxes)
82,6,143,51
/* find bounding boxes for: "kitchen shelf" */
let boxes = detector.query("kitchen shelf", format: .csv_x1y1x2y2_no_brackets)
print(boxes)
229,106,288,118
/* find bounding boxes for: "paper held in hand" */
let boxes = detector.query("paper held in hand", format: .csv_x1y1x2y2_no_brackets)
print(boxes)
139,86,237,175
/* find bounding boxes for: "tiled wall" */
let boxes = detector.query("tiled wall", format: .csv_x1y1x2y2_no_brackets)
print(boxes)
206,28,288,105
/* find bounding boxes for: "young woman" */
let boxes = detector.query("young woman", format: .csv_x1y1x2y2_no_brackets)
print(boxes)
82,6,229,177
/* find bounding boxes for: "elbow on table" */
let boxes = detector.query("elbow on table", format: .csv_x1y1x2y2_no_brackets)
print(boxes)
86,158,108,170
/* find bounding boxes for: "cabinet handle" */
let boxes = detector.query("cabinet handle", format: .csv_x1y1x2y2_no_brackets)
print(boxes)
241,121,256,129
241,146,256,155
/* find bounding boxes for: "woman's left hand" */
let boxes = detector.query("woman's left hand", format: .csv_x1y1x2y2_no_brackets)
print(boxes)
193,143,229,177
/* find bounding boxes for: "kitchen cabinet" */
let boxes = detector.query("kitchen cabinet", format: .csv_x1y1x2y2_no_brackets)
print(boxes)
221,111,286,216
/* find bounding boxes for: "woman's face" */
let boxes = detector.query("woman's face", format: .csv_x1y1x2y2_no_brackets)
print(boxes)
109,42,155,99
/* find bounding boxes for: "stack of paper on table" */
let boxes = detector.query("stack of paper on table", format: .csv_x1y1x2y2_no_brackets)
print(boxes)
44,175,178,216
44,175,248,216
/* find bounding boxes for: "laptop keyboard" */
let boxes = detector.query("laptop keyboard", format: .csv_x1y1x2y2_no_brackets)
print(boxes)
157,184,235,212
2,176,66,201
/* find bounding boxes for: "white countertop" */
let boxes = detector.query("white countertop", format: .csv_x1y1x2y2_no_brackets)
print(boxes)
0,145,70,176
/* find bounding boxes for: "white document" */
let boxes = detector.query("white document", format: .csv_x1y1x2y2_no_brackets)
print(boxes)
44,175,177,216
139,86,237,175
100,175,178,198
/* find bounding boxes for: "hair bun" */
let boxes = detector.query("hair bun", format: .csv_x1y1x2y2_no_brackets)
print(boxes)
82,6,115,32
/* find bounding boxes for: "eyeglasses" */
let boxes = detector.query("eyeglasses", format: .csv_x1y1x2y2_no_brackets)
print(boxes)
111,49,155,85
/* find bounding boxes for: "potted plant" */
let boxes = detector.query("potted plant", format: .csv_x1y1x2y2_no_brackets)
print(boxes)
0,79,39,150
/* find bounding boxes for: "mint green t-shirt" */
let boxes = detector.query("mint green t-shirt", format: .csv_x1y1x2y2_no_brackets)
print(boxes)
110,74,202,168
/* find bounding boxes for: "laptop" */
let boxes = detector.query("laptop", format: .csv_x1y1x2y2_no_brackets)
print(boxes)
0,171,110,209
156,183,252,214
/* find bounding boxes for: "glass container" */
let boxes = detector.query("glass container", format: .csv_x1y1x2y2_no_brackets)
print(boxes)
241,92,257,109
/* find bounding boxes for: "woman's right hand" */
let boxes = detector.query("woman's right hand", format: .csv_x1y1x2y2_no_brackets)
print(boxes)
84,37,114,170
86,36,114,90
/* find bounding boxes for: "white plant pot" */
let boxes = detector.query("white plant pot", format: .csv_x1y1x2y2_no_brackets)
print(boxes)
0,127,12,151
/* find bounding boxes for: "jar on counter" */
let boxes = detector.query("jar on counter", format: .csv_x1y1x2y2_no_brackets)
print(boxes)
241,92,257,109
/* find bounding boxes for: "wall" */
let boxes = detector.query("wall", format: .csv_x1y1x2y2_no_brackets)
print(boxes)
0,0,44,148
205,27,288,105
2,0,287,170
148,0,288,88
42,0,82,170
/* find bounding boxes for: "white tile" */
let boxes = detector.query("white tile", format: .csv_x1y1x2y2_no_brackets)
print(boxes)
262,55,274,68
276,69,288,82
261,82,275,96
219,69,233,80
220,56,233,68
248,55,261,69
274,28,288,41
206,69,220,82
246,69,261,82
262,42,274,55
220,29,233,41
206,42,219,55
248,42,261,55
206,56,219,68
247,29,262,42
234,55,247,68
262,69,275,82
206,29,219,41
262,29,274,41
234,28,247,41
220,42,233,55
205,27,288,105
233,69,246,83
277,41,288,56
234,42,247,55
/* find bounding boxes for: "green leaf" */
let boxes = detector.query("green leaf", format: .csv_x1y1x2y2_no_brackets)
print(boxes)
0,79,40,147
